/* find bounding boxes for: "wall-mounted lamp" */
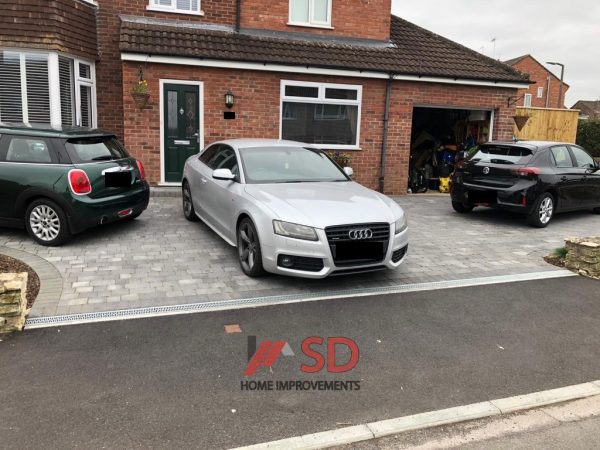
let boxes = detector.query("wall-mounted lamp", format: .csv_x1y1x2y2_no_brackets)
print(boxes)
225,90,235,109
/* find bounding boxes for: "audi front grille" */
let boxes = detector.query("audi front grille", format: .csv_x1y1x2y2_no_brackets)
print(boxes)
325,223,391,267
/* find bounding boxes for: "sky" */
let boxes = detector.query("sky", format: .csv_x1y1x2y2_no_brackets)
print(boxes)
391,0,600,107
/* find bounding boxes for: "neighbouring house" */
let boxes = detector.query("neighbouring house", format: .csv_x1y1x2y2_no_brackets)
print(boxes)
0,0,530,194
571,100,600,120
504,54,569,109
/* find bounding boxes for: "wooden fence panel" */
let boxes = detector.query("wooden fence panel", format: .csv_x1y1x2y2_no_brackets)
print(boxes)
514,107,579,143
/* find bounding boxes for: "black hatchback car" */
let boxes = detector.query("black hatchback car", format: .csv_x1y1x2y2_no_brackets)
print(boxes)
0,123,150,246
451,141,600,227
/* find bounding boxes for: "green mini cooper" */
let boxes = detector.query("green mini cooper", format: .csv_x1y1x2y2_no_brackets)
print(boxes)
0,124,150,246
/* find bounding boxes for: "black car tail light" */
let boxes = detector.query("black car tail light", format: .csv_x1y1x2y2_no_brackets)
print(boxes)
512,167,540,178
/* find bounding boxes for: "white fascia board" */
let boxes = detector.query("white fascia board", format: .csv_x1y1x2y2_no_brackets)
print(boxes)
120,53,530,89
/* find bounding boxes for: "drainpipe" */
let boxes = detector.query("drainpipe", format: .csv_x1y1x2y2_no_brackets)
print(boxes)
545,76,551,108
379,74,394,193
236,0,242,32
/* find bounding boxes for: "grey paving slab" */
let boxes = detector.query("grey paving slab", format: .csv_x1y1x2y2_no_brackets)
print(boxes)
1,194,599,318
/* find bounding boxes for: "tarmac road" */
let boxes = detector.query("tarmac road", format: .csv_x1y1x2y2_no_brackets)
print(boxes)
1,276,600,449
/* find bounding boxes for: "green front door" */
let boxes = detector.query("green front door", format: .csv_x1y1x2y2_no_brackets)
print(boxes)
163,83,201,183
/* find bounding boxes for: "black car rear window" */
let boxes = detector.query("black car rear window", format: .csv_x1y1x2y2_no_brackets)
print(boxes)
470,145,534,165
65,137,129,163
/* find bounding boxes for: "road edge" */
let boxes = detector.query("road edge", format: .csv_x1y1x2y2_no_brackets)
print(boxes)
231,381,600,450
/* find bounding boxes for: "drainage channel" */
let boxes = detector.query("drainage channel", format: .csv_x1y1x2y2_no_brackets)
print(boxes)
26,270,576,329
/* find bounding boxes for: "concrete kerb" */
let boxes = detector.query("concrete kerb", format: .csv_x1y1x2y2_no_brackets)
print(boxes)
232,381,600,450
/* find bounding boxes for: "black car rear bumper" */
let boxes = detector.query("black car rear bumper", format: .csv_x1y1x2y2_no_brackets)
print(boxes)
451,180,541,215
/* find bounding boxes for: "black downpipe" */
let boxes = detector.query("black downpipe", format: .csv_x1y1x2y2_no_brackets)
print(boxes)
236,0,242,32
379,74,394,193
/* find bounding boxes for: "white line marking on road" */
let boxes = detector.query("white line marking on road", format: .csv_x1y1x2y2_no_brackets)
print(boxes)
25,269,576,329
231,381,600,450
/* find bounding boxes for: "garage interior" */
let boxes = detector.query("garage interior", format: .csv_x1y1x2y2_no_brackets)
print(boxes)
409,107,492,193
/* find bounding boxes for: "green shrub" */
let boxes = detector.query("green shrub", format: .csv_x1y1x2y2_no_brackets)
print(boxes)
552,247,568,259
576,120,600,157
326,152,352,168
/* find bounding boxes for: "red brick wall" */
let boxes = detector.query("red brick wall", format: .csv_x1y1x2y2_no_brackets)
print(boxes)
96,0,238,138
240,0,391,41
96,0,390,137
0,0,97,60
511,57,569,109
122,61,517,194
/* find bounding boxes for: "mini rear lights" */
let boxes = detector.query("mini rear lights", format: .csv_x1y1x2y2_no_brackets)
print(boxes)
136,160,146,181
68,169,92,195
118,208,133,218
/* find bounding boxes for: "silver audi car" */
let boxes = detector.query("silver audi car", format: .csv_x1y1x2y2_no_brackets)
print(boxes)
182,139,409,278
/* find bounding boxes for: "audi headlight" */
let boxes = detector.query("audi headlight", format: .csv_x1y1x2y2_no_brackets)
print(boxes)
394,215,408,235
273,220,318,241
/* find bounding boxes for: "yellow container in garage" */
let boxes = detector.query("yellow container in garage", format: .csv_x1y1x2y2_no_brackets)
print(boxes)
439,177,451,193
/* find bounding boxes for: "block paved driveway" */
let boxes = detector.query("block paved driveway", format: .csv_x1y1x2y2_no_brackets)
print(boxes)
1,194,598,318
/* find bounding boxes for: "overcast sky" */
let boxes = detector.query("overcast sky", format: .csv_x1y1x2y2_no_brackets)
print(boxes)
392,0,600,107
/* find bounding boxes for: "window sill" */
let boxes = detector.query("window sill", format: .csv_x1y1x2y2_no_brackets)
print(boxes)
312,145,361,151
287,22,334,30
146,6,205,16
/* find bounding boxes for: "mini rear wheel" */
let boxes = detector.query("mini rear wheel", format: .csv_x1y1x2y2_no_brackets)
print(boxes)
25,199,71,246
237,218,265,277
527,193,555,228
452,201,474,213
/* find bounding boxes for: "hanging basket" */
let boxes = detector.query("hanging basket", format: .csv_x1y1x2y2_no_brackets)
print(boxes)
131,92,150,109
513,115,529,131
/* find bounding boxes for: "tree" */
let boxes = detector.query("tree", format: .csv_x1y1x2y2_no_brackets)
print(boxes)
576,120,600,157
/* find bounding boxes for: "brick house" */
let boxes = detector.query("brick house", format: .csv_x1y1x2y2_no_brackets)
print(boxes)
571,100,600,120
0,0,530,194
504,54,569,109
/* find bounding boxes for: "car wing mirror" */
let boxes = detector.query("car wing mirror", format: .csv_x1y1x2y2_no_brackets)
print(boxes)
456,150,468,162
343,167,354,178
213,168,236,181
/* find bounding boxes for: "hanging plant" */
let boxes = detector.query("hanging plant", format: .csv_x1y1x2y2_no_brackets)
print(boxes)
131,78,150,109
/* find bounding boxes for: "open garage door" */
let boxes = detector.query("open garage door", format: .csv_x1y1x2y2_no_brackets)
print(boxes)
409,106,493,193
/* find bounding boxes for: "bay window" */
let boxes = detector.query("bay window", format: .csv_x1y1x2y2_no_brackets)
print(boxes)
0,50,96,128
280,80,362,149
289,0,332,27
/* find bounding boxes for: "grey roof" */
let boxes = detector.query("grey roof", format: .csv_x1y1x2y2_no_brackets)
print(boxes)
120,15,530,84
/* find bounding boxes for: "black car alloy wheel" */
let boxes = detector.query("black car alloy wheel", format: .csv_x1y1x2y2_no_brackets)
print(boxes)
528,193,555,228
237,218,265,277
182,182,198,222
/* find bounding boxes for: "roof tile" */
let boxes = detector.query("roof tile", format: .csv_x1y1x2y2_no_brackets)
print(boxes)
119,15,529,83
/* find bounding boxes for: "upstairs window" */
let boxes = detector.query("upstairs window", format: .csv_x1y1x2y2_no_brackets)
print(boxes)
537,87,544,98
523,93,532,107
289,0,332,27
148,0,202,15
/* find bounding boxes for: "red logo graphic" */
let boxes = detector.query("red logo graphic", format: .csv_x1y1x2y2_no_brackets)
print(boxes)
244,336,359,376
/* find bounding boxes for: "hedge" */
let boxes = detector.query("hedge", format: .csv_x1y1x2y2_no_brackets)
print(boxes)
576,120,600,157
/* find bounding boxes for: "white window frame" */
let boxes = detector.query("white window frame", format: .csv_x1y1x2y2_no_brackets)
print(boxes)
523,93,532,107
147,0,204,16
0,49,96,128
288,0,333,29
537,86,544,98
74,60,97,128
280,79,362,150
